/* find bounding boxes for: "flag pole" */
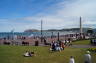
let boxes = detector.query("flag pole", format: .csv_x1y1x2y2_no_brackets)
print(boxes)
41,20,43,42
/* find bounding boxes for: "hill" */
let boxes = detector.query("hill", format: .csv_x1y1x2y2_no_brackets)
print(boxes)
23,28,93,33
47,28,92,33
24,29,39,32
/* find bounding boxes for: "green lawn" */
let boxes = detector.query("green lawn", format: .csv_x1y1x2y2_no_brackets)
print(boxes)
0,45,96,63
72,40,90,45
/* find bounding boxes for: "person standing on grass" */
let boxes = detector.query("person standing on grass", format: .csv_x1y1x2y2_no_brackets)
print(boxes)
69,56,75,63
35,38,39,46
84,51,92,63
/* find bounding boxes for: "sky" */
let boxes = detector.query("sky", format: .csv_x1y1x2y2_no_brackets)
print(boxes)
0,0,96,32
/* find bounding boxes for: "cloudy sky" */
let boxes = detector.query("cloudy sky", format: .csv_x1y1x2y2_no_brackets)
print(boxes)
0,0,96,32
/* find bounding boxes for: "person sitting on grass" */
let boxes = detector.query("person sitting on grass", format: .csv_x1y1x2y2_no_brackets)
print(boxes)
50,41,56,51
56,42,61,52
61,42,65,50
24,51,30,57
24,51,35,57
29,51,35,56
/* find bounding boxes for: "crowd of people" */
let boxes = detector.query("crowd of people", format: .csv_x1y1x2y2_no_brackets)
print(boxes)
50,40,65,52
50,39,72,52
23,38,92,63
90,39,96,45
23,50,91,63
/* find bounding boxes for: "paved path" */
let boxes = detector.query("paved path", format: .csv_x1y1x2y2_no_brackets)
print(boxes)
70,45,96,48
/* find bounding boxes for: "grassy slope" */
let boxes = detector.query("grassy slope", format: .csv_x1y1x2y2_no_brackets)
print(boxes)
72,40,90,45
0,45,96,63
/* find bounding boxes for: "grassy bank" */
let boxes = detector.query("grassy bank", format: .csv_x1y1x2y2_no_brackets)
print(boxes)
72,40,90,45
0,45,96,63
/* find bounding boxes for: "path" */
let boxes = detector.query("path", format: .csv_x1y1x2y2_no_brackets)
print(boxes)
70,45,96,48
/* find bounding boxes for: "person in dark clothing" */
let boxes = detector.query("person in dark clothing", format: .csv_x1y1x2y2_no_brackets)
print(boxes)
35,40,39,46
50,41,56,51
29,52,35,56
44,39,47,45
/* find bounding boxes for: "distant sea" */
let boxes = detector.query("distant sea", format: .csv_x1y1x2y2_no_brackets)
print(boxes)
0,31,75,38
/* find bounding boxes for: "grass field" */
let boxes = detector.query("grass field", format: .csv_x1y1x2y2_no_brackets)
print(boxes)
72,40,90,45
0,45,96,63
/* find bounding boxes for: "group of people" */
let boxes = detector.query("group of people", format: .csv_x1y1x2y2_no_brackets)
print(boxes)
63,39,72,46
69,51,92,63
50,39,72,52
24,51,35,57
23,50,91,63
90,39,96,45
50,40,65,52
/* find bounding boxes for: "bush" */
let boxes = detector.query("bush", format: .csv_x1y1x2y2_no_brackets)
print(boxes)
87,48,96,52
